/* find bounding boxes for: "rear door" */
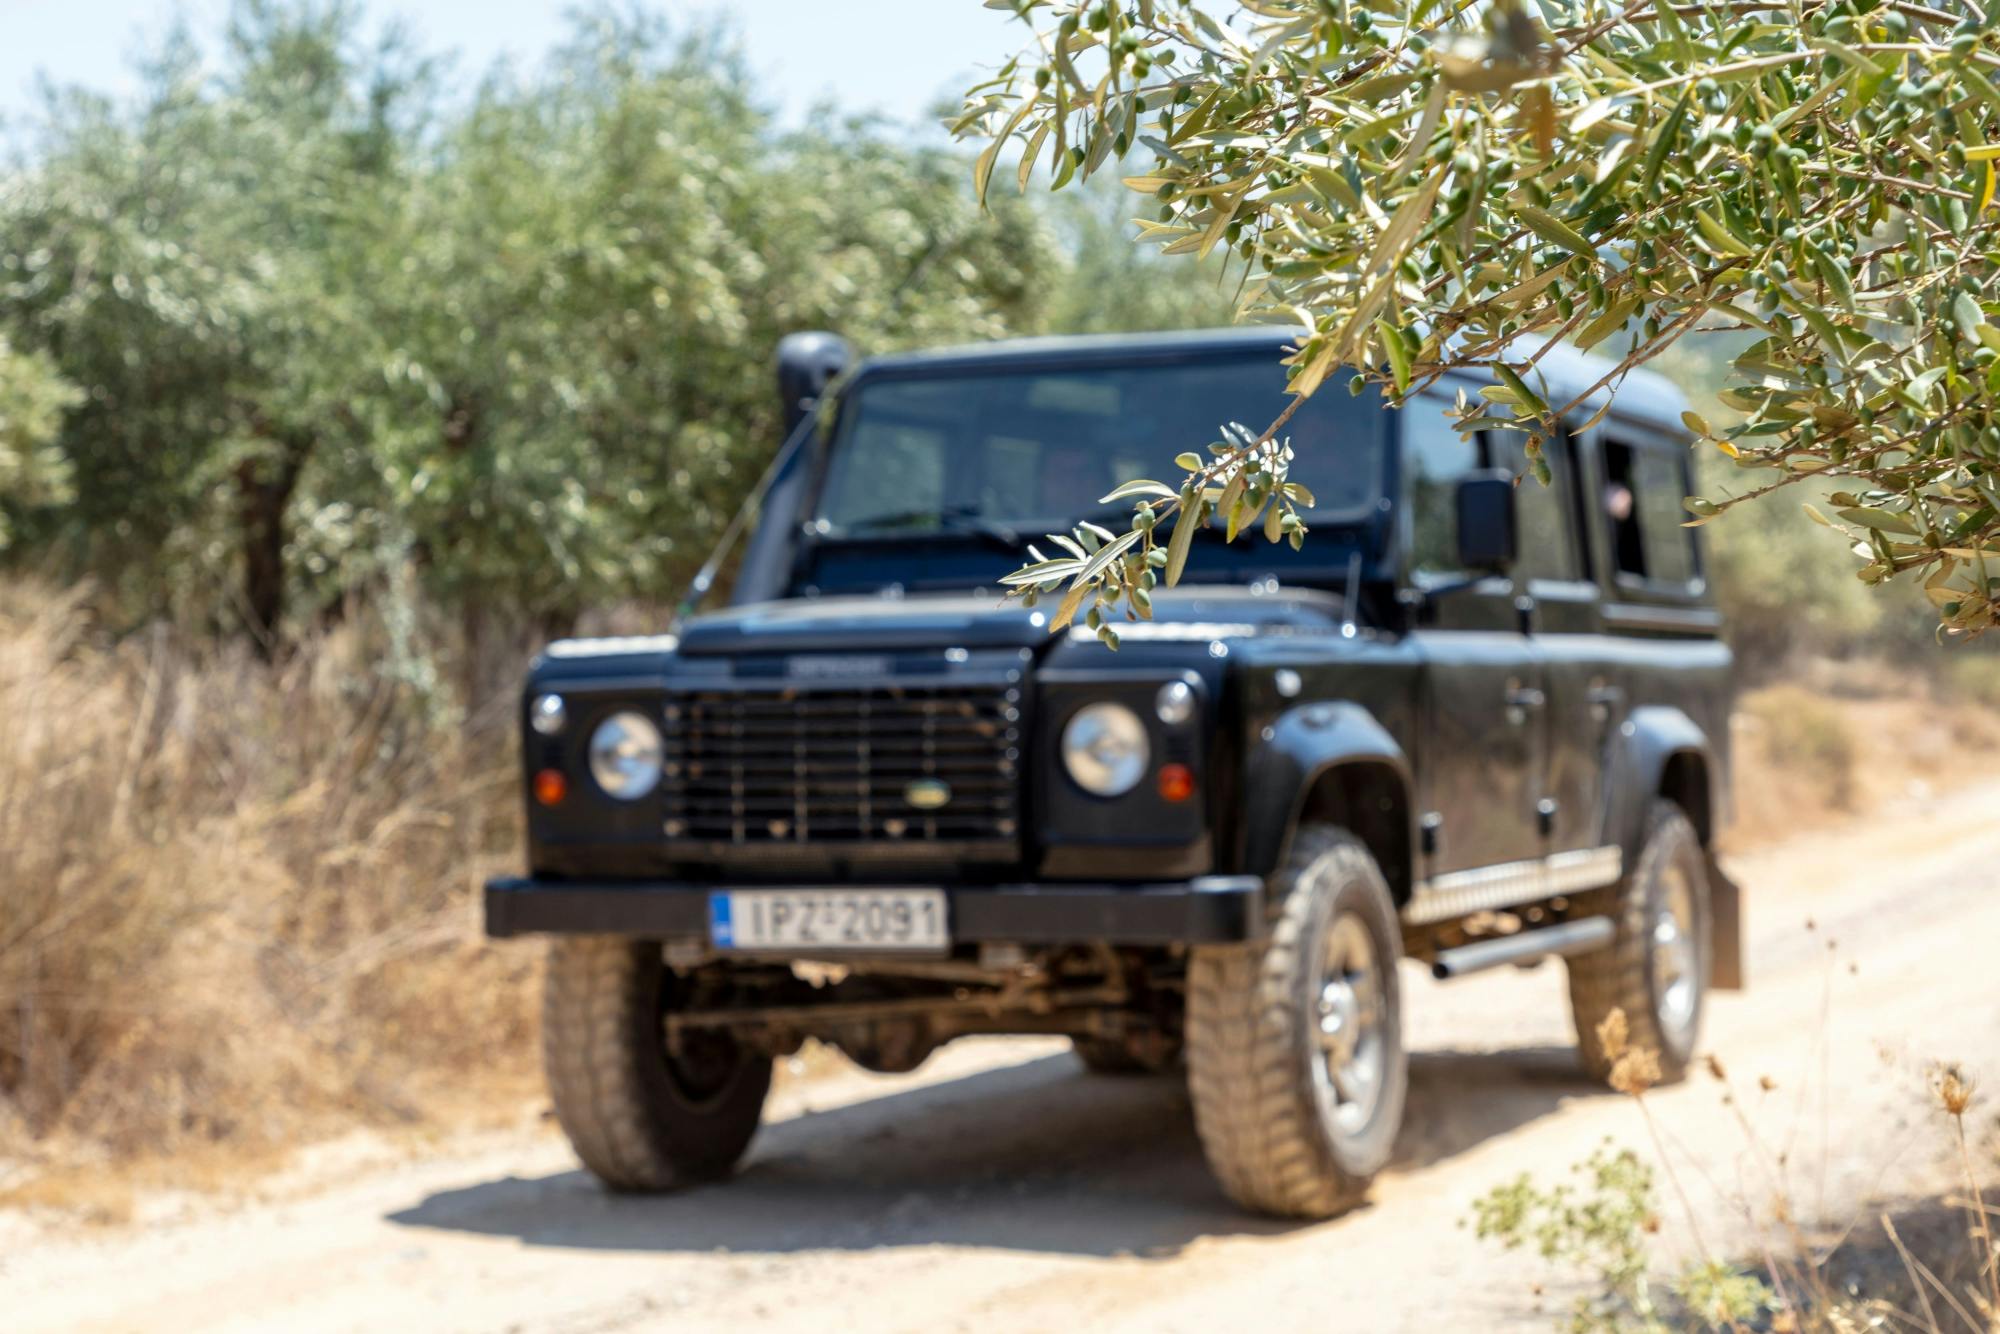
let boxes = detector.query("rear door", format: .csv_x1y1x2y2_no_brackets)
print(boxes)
1490,430,1602,858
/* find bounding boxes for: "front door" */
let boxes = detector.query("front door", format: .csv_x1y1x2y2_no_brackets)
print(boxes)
1396,392,1549,893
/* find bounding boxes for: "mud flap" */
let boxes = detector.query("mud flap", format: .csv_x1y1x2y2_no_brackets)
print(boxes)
1706,854,1745,991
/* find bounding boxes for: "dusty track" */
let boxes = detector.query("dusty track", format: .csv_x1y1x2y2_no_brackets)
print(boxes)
7,780,1999,1332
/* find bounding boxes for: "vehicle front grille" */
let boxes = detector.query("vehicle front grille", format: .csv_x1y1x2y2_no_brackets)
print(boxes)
660,681,1023,857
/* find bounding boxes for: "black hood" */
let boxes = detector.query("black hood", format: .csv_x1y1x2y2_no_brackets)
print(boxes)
674,587,1344,657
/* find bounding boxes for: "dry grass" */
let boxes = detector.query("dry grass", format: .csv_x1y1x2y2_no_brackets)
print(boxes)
1479,996,1999,1332
0,579,538,1188
1737,685,1861,813
1728,668,2000,853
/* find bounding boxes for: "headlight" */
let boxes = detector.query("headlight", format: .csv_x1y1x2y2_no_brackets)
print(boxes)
1061,702,1150,797
589,710,664,800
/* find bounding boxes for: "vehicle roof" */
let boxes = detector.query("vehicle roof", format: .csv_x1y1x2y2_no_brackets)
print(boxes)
855,326,1691,434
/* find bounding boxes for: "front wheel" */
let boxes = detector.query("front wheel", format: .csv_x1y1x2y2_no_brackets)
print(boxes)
542,938,772,1191
1567,800,1711,1085
1185,825,1408,1219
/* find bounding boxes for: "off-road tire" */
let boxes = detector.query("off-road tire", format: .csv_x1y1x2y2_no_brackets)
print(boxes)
1567,800,1710,1085
1185,824,1407,1219
1071,1035,1180,1075
543,937,772,1191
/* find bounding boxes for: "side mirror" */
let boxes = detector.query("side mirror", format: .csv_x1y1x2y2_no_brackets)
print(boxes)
1454,470,1517,572
775,331,851,436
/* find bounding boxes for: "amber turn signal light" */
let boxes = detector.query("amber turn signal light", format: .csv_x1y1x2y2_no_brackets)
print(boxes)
533,768,568,806
1157,763,1195,803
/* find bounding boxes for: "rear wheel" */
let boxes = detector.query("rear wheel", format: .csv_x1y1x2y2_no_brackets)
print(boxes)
1567,800,1711,1084
1185,825,1407,1218
542,938,771,1191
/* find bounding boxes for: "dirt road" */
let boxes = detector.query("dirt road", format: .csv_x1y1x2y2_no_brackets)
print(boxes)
8,780,1998,1333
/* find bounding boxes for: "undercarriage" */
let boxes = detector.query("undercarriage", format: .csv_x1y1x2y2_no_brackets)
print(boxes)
655,945,1187,1074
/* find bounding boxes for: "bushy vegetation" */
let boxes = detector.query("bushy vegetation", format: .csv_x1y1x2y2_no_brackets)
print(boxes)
0,2,1230,649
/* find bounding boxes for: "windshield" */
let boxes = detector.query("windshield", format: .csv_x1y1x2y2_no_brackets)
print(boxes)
816,355,1385,537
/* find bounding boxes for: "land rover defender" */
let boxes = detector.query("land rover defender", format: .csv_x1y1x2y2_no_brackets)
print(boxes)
485,327,1739,1218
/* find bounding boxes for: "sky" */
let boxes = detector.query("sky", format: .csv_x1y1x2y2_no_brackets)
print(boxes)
0,0,1028,134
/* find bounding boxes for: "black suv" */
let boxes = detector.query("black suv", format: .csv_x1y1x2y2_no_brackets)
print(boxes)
486,327,1740,1219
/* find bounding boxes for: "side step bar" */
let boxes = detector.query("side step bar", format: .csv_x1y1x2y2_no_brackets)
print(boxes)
1430,916,1614,981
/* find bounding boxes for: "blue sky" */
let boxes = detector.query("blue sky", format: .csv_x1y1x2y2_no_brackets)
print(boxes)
0,0,1028,133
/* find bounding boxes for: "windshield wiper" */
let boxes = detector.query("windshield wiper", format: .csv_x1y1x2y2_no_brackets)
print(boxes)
834,505,1023,550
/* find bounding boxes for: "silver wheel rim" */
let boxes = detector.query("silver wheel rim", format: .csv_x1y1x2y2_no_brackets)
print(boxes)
1651,864,1700,1044
1310,911,1387,1134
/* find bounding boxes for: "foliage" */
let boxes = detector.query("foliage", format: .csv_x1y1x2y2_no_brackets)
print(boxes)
0,336,77,550
0,3,1065,644
1472,1144,1772,1332
959,0,2000,638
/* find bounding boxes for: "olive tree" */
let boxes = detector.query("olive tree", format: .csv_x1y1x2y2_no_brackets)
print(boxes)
958,0,2000,641
0,338,77,552
0,3,1065,646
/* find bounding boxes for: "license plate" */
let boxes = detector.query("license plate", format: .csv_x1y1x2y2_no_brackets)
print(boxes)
708,888,949,953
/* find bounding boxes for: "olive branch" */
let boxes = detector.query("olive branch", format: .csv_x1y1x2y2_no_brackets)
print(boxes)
960,0,2000,640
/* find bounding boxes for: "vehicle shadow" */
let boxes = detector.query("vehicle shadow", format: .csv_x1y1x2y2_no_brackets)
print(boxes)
388,1041,1610,1259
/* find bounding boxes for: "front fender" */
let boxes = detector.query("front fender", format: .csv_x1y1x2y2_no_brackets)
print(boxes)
1602,705,1741,991
1238,701,1416,894
1603,705,1718,861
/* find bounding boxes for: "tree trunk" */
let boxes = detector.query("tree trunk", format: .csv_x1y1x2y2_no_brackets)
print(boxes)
235,433,311,655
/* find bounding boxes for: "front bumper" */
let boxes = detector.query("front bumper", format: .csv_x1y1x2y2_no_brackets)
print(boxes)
484,875,1265,946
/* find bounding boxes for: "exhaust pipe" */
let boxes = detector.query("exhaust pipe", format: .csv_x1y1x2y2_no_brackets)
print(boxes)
1430,916,1614,981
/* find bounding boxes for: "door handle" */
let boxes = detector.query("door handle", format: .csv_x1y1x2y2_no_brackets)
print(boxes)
1586,680,1624,724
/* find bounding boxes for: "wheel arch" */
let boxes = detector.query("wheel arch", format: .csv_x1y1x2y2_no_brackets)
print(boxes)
1659,749,1713,847
1239,702,1417,907
1604,705,1721,863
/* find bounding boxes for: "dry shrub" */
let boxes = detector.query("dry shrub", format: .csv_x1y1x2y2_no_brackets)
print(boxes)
1740,684,1860,812
1941,649,2000,712
0,579,536,1170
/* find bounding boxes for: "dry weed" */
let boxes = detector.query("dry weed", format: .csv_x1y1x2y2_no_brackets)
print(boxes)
0,579,536,1179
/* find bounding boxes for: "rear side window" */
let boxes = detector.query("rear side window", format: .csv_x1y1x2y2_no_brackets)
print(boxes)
1401,397,1481,580
1603,439,1697,587
1491,435,1580,584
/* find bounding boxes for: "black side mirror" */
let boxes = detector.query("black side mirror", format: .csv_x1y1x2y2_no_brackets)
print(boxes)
775,331,851,436
1454,470,1517,572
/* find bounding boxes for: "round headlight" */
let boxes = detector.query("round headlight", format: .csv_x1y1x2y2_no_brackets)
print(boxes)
589,711,664,800
1062,702,1150,797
